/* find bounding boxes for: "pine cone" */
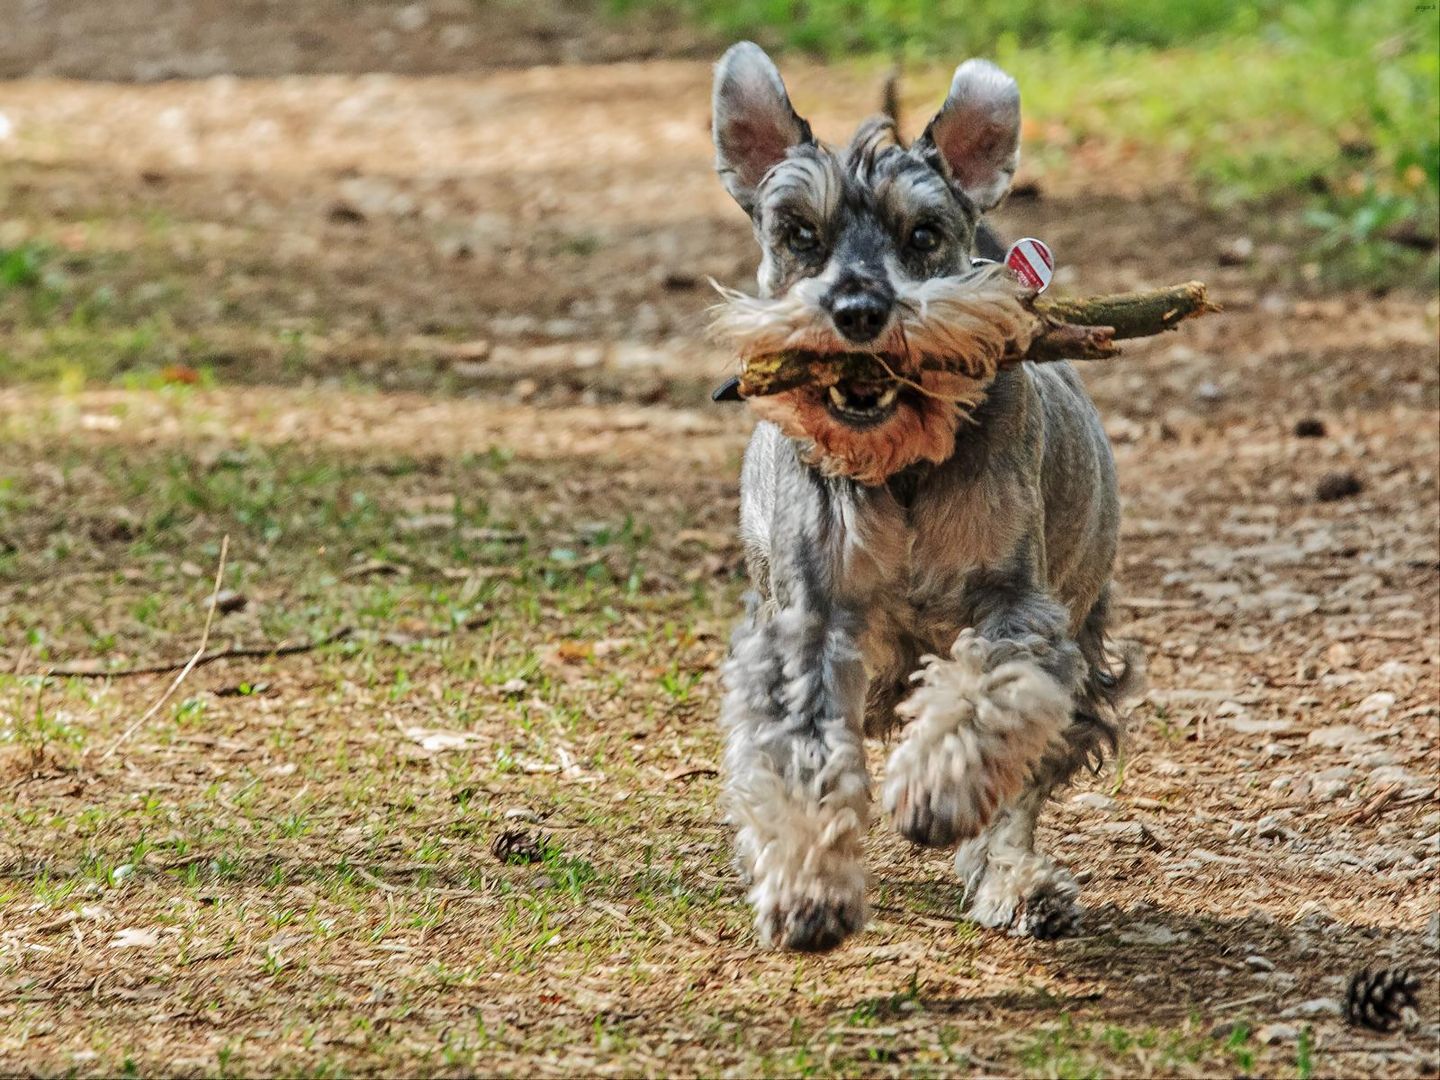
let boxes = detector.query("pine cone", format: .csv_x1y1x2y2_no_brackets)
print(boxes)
1344,968,1421,1032
490,828,547,866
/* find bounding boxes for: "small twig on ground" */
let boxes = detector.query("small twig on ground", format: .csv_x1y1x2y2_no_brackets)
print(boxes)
956,1049,1009,1073
353,867,403,893
34,911,80,935
870,903,963,930
159,852,215,871
1212,991,1271,1012
591,900,634,926
1345,782,1403,826
40,625,354,679
97,537,229,762
1117,596,1197,610
666,765,719,783
353,867,478,897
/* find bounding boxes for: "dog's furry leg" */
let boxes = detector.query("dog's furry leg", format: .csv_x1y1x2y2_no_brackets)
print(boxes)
882,630,1070,848
954,607,1145,938
721,601,870,952
955,788,1079,939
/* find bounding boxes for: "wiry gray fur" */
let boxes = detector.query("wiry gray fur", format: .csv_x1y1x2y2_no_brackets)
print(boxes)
713,42,1141,951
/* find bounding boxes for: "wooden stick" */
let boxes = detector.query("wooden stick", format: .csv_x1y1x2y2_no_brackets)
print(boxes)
1345,782,1403,826
1035,281,1217,339
736,281,1217,398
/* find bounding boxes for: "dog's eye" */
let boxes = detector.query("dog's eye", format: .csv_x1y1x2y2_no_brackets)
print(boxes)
786,223,821,256
908,224,941,253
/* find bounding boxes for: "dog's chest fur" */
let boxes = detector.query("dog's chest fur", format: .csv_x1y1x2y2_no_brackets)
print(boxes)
835,372,1035,613
840,452,1029,690
752,368,1057,731
844,464,1025,606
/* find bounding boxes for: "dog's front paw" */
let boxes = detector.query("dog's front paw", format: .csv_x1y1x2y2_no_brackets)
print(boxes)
968,849,1080,939
883,631,1070,848
742,808,869,951
754,886,866,952
884,753,992,848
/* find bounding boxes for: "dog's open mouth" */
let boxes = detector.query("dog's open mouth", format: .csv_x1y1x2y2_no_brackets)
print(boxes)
825,379,902,427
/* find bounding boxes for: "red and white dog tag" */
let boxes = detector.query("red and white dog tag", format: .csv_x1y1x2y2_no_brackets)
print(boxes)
1004,237,1054,292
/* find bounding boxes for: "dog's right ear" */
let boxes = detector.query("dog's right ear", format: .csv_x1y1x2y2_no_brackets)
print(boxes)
712,42,813,214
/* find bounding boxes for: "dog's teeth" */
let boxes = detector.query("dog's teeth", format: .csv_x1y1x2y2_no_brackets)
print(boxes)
877,386,899,408
828,386,847,407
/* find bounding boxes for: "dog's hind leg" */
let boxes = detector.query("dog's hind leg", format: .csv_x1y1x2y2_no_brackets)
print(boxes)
955,590,1142,938
954,766,1082,939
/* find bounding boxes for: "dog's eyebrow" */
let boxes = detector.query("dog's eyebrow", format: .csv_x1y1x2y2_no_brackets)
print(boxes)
874,161,958,224
844,116,901,181
762,150,842,222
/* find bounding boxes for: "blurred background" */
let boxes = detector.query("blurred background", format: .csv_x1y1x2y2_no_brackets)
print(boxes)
0,3,1437,1077
0,1,1435,396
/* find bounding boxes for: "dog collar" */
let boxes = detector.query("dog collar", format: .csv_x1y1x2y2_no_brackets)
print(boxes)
712,375,743,402
977,239,1054,291
1003,238,1054,292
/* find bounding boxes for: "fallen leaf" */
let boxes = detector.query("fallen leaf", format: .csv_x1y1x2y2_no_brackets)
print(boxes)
399,725,485,752
213,589,247,615
109,928,158,949
1354,691,1396,721
1119,922,1179,946
161,364,201,385
1225,715,1295,735
397,513,455,532
554,640,592,662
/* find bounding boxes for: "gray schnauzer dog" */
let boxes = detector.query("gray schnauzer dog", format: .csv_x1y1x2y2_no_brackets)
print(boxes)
711,43,1141,952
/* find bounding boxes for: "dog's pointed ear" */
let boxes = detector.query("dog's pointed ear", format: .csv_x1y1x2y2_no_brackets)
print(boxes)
712,42,813,213
915,59,1020,212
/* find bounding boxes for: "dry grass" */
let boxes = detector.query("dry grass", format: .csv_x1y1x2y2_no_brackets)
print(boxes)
1,380,1435,1077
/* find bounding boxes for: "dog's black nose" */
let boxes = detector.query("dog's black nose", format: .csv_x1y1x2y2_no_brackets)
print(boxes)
825,286,892,344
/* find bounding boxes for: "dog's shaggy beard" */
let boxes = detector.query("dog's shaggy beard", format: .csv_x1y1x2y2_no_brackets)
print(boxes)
712,268,1036,485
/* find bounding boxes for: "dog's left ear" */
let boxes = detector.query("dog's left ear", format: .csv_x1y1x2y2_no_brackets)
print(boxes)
916,60,1020,212
712,42,814,214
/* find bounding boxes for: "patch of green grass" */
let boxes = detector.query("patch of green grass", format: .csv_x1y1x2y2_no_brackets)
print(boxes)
614,0,1294,54
0,242,55,290
1008,2,1437,284
1225,1020,1257,1074
554,230,604,257
0,430,719,661
1,679,87,750
1295,1024,1315,1079
1017,1014,1275,1077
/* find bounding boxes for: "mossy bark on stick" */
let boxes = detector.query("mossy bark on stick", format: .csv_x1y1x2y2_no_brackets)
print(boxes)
736,281,1218,399
1033,280,1217,339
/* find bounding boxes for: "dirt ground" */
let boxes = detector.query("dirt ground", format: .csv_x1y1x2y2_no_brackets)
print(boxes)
0,21,1438,1079
0,0,709,80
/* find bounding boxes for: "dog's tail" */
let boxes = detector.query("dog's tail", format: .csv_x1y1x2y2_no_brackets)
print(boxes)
881,63,902,136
